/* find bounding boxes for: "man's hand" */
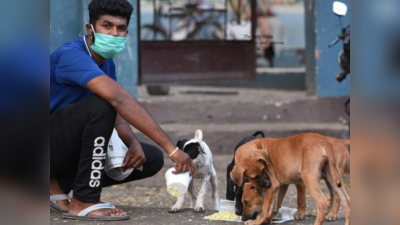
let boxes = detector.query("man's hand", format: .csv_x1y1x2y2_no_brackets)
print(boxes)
170,150,195,176
122,145,146,170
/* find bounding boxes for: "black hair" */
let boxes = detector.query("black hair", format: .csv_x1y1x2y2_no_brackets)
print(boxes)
88,0,134,26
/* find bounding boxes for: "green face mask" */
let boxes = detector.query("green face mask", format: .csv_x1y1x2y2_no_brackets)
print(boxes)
90,24,127,59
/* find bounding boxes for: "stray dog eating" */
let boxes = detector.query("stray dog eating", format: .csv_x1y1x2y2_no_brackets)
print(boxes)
169,130,219,213
241,182,307,221
231,133,350,225
226,131,267,216
240,137,350,222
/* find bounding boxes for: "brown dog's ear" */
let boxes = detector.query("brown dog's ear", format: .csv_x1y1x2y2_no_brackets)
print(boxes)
247,183,264,196
255,150,270,166
230,165,245,187
255,185,264,195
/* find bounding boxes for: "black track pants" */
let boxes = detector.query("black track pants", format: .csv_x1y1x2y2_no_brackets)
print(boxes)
50,95,164,202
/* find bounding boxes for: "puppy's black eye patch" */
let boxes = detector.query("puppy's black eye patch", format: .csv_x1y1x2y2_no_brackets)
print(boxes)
183,143,201,159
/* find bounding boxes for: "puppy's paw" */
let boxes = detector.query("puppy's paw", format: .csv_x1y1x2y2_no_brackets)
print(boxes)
244,220,255,225
243,219,261,225
325,213,337,221
244,217,270,225
168,208,182,213
294,211,305,220
213,200,220,211
193,207,205,213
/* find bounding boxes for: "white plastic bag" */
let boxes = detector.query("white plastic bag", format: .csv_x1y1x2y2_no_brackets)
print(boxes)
105,129,137,181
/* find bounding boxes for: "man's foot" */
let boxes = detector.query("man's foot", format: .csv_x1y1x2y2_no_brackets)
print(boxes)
68,198,127,217
50,178,69,211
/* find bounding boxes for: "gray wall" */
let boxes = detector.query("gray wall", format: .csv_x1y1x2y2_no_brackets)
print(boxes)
50,0,139,97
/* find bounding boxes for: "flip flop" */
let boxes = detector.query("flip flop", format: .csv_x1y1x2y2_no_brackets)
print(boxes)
62,203,130,221
50,194,70,213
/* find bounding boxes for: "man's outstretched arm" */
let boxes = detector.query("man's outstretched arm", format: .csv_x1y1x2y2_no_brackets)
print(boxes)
87,75,195,175
115,114,146,169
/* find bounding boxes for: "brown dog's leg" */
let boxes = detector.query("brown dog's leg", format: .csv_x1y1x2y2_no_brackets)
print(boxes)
334,187,350,223
325,138,350,221
325,178,340,221
324,167,350,225
245,185,279,225
334,186,350,225
275,185,288,213
301,172,330,225
294,183,307,220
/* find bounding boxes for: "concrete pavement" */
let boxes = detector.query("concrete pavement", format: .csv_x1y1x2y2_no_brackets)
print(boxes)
50,155,350,225
50,86,350,225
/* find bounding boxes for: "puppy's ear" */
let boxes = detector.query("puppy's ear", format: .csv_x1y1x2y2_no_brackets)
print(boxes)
176,139,188,150
253,184,264,195
194,129,203,142
249,184,263,194
255,150,270,166
230,165,246,187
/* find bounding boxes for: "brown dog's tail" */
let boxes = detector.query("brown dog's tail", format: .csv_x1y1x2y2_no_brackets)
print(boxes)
342,140,350,147
324,141,342,188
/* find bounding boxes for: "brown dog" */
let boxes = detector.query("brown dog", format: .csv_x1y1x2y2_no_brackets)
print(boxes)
230,133,350,225
241,182,307,221
240,136,350,222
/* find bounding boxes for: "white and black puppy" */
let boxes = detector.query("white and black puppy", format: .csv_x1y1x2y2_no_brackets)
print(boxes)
169,129,219,213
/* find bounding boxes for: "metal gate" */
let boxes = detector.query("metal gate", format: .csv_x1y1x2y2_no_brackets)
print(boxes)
138,0,257,84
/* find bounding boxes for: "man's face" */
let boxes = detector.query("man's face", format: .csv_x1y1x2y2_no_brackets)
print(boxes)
93,15,128,37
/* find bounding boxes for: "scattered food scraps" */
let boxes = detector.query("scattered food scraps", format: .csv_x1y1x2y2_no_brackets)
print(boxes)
204,212,240,221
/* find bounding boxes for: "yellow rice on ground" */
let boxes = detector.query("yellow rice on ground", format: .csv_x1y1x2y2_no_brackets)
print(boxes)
204,212,240,221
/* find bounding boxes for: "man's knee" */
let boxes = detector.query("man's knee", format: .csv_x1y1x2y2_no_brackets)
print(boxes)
147,146,164,176
155,148,165,171
87,95,116,120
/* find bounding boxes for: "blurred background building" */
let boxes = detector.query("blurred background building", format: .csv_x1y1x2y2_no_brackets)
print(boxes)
50,0,351,155
50,0,350,98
